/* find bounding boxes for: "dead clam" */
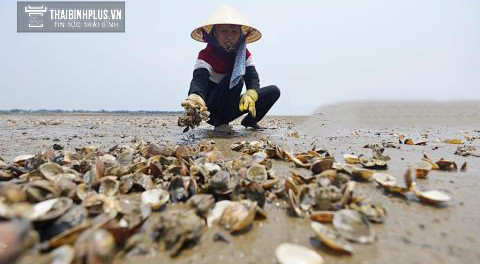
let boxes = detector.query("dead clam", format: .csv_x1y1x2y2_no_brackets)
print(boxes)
151,208,206,256
168,176,197,203
343,154,360,164
24,180,61,203
275,243,324,264
412,161,432,179
287,187,303,217
98,176,120,196
38,162,64,180
141,188,170,210
332,209,375,244
208,170,238,195
358,156,388,170
435,159,457,171
373,173,408,195
415,189,451,205
310,222,353,254
206,200,232,227
219,200,257,233
246,163,268,183
27,197,73,222
311,157,334,174
351,167,375,182
42,204,88,242
348,197,386,223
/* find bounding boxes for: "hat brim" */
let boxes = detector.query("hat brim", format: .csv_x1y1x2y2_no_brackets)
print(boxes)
191,24,262,44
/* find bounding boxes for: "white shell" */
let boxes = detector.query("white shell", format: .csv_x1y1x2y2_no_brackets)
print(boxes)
275,243,324,264
141,188,169,210
206,200,232,227
417,190,451,203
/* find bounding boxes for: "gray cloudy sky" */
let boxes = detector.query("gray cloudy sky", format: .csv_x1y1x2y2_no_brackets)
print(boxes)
1,0,479,115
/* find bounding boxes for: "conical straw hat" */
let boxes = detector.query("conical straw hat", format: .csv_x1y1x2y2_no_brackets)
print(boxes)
191,4,262,44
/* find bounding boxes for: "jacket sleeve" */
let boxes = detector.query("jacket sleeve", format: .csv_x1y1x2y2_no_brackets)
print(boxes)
188,68,211,101
244,65,260,90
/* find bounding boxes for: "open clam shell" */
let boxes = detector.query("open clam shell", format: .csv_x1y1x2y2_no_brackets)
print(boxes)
39,162,64,180
275,243,324,264
415,190,451,205
333,209,375,244
343,154,360,164
206,200,232,228
311,157,334,174
246,163,268,183
287,188,302,217
98,176,120,196
219,200,257,232
310,222,353,254
412,161,432,179
435,159,457,171
141,188,169,210
351,168,374,182
28,197,73,222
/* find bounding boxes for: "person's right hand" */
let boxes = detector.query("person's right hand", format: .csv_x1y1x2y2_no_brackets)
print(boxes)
178,94,209,132
182,94,207,112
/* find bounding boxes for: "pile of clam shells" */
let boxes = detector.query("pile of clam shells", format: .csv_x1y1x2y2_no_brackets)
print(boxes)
0,137,460,263
177,98,210,132
0,139,280,263
231,139,456,256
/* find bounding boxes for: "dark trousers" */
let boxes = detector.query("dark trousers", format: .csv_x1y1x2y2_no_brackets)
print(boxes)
206,77,280,127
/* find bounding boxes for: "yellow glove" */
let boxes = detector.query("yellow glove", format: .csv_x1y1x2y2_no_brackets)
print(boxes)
239,89,258,118
186,94,207,110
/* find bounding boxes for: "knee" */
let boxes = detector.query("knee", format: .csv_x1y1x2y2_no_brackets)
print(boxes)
269,85,280,100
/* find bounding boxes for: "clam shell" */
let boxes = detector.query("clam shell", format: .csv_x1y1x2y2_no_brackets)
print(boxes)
310,222,353,254
333,209,374,244
351,168,374,182
412,161,432,179
219,200,257,232
311,158,334,174
435,159,457,171
39,162,64,180
48,222,91,249
50,245,75,264
247,163,268,183
416,190,451,205
287,189,302,217
98,176,120,196
13,154,35,165
28,197,73,222
343,154,360,164
275,243,324,264
207,200,232,227
373,173,397,187
141,188,169,210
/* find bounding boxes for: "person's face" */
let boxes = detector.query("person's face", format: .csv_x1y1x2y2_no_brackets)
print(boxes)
214,24,241,52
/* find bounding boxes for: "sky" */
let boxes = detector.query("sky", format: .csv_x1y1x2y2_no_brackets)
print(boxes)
1,0,479,115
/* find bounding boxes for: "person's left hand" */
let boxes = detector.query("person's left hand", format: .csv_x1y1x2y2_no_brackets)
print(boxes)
239,89,258,118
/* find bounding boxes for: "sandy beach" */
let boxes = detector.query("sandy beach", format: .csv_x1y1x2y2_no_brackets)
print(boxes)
1,101,479,264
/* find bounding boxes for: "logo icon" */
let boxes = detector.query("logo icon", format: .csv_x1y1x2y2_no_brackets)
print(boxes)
24,6,48,28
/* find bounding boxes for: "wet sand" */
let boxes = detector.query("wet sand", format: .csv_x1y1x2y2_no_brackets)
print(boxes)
1,101,479,264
